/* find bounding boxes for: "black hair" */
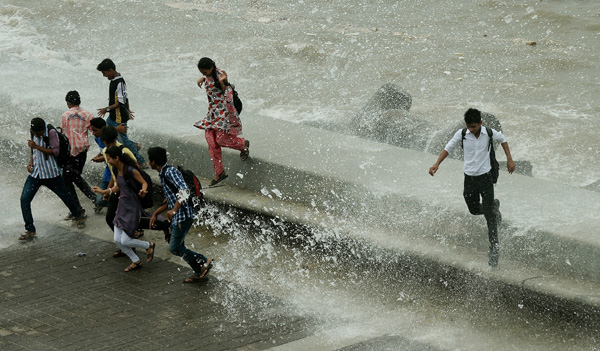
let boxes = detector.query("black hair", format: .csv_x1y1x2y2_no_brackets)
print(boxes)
100,126,118,143
65,90,81,105
147,146,167,166
30,117,46,132
464,108,482,124
97,58,116,72
90,117,107,129
105,145,139,174
197,57,224,91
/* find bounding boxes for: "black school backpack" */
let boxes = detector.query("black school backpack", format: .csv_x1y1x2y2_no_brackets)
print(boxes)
123,165,154,209
461,127,500,184
37,124,71,168
161,166,205,211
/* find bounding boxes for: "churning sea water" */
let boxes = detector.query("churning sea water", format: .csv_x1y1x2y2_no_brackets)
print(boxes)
1,2,600,348
1,0,599,187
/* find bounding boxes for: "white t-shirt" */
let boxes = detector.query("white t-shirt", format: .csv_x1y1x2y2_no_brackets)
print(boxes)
444,126,507,176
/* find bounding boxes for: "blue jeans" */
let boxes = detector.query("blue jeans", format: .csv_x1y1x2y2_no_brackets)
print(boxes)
20,175,84,233
106,118,146,164
169,218,207,275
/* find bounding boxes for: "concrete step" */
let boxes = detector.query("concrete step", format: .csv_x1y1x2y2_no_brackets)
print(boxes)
122,116,600,315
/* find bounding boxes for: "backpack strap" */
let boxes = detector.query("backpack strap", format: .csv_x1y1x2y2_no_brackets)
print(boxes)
160,166,178,194
461,127,494,151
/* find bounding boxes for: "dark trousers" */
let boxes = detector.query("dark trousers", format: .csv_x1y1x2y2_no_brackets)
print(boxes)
169,218,207,275
463,172,498,246
20,175,83,233
105,192,168,233
64,150,95,209
105,192,119,231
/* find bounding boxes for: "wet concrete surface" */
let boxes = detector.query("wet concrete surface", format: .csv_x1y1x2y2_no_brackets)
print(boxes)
0,225,316,351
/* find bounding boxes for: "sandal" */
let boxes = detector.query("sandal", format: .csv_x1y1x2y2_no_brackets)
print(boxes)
18,231,37,241
124,261,142,272
146,242,156,263
198,258,213,279
240,140,250,161
183,274,207,283
209,172,228,186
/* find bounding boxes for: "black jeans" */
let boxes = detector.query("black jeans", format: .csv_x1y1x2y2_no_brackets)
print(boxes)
463,172,498,246
63,150,95,209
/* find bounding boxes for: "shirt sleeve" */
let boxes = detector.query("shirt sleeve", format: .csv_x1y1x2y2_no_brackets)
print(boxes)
491,129,507,144
48,129,60,157
444,129,463,153
116,81,128,105
61,112,68,131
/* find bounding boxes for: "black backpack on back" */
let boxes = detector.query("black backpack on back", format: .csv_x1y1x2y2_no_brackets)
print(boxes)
37,124,71,168
230,84,243,115
123,165,154,209
461,127,499,184
161,165,205,212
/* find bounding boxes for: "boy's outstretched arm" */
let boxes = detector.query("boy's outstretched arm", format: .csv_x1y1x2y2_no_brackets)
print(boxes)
501,142,516,174
429,150,449,176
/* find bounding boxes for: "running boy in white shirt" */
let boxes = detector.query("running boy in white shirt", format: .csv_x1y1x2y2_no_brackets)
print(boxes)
429,108,516,267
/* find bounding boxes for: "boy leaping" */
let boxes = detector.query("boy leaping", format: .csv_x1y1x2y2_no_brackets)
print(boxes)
429,108,515,267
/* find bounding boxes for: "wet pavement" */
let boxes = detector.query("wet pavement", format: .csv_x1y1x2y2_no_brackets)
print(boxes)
0,226,316,351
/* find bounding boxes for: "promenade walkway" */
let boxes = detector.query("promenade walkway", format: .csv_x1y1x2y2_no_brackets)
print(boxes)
0,223,315,351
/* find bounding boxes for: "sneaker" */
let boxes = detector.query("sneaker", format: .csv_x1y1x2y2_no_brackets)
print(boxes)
18,231,37,241
489,243,499,267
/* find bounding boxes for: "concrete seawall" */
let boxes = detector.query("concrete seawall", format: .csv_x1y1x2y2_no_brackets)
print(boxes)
1,60,599,313
126,112,600,312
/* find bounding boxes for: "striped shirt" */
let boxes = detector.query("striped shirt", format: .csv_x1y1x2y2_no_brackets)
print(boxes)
159,164,194,226
61,106,93,156
31,126,61,179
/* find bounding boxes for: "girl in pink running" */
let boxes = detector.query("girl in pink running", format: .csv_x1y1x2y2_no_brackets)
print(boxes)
194,57,249,186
